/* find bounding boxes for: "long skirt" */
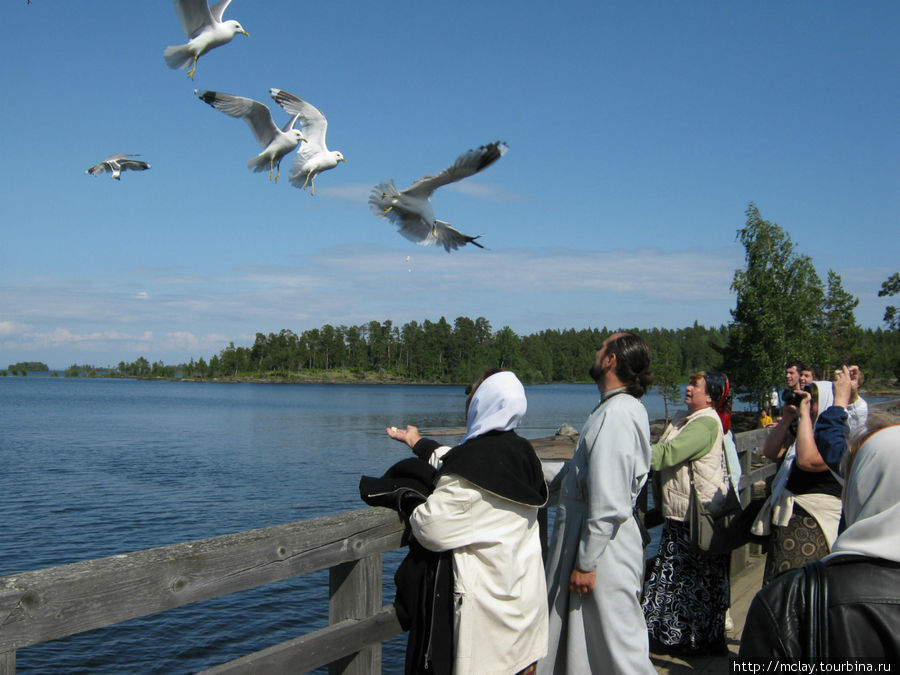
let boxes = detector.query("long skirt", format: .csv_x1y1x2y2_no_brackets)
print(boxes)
763,504,829,586
641,519,729,653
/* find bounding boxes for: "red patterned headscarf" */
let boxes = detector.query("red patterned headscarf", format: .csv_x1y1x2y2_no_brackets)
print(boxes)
704,371,732,434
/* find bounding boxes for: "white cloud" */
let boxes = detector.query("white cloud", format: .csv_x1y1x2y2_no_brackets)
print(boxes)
0,320,32,337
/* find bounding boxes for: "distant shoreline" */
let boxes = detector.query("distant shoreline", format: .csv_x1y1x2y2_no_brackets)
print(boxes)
8,371,899,400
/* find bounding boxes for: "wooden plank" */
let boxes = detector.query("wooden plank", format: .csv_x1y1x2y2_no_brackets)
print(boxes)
0,508,403,652
197,606,403,675
329,556,382,674
0,650,14,675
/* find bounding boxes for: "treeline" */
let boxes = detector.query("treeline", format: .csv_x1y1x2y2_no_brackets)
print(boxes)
186,320,728,385
105,318,899,389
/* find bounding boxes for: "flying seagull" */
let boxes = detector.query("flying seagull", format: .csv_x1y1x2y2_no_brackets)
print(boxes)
195,89,306,182
269,89,346,195
369,141,508,252
164,0,248,80
85,154,151,180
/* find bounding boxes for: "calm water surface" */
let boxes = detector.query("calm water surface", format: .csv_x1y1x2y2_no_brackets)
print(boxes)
0,377,739,673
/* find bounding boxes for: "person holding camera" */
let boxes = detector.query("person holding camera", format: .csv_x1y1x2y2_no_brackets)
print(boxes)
752,380,842,586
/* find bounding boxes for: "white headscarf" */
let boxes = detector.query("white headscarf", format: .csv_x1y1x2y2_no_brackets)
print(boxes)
461,371,527,444
813,380,835,415
825,425,900,563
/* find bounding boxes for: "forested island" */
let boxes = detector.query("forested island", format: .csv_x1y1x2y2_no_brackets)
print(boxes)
3,361,49,376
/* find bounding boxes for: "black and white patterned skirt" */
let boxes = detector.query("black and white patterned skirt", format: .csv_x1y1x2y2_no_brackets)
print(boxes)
641,519,730,652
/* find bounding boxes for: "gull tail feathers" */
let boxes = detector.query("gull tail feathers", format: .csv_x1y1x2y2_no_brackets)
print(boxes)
247,155,271,173
164,44,193,70
369,180,399,216
288,168,311,189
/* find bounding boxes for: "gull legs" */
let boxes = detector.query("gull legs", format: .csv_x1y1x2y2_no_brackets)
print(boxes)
187,55,198,80
268,159,280,183
302,172,316,195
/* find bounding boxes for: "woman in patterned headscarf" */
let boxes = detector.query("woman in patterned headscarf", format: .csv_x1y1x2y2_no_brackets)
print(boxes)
641,371,733,655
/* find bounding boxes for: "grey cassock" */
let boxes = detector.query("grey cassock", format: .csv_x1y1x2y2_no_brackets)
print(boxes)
538,390,656,675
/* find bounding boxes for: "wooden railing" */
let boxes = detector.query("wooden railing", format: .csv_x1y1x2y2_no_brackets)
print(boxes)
0,426,793,675
0,509,407,674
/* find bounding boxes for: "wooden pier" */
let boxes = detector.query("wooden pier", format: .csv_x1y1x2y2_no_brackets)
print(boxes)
3,403,896,674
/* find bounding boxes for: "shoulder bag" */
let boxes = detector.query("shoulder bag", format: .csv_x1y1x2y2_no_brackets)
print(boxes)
688,462,742,555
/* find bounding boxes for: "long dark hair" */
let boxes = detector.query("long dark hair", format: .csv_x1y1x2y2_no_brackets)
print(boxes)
607,333,653,399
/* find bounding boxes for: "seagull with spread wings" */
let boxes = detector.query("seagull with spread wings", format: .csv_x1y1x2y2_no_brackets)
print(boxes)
369,141,508,252
269,89,345,196
195,89,306,182
164,0,248,80
85,154,151,180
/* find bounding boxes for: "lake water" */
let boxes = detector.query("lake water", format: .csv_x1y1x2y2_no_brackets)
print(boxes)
1,376,743,673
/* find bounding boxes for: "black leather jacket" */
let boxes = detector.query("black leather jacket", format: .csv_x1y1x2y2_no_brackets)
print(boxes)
739,557,900,660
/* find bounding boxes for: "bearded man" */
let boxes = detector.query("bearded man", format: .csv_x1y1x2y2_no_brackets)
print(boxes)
539,332,655,675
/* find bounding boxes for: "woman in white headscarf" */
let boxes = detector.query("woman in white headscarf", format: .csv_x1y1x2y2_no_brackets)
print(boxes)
753,380,842,585
740,415,900,659
387,369,549,675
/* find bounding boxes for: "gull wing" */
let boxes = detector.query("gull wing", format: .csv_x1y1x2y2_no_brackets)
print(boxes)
209,0,233,24
118,159,151,172
270,89,329,153
384,208,432,246
196,90,279,149
404,141,508,198
173,0,215,39
432,220,484,252
389,210,482,252
281,112,302,134
86,154,138,175
86,162,109,176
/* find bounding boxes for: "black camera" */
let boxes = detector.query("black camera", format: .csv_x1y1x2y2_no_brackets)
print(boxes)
782,384,813,407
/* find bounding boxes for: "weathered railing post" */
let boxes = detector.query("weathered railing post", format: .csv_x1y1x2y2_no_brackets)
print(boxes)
328,554,383,674
0,649,14,675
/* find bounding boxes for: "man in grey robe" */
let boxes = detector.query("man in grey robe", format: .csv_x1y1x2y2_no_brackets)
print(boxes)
538,332,656,675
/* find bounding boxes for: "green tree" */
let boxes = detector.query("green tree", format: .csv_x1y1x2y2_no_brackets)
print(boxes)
723,203,826,408
653,340,682,424
822,269,864,367
879,272,900,332
493,326,522,370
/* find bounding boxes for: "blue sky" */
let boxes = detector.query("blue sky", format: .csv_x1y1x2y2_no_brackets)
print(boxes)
2,1,897,369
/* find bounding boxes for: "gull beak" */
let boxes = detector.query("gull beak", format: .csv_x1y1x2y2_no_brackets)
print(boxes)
241,30,250,37
340,157,347,162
